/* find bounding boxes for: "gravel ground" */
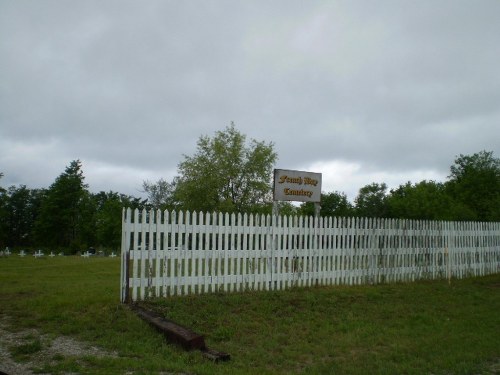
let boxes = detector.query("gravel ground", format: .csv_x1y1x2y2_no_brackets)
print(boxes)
0,315,117,375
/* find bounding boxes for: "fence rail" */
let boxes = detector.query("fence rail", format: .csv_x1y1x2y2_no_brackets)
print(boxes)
120,209,500,302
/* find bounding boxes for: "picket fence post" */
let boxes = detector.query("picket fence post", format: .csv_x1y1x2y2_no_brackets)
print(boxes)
121,209,500,302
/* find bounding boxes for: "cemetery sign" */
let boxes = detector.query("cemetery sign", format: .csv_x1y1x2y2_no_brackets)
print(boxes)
273,169,322,203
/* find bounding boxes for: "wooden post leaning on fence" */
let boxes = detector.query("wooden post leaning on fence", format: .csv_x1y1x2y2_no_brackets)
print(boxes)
120,208,131,303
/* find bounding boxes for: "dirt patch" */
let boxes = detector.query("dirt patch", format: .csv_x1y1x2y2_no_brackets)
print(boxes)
0,315,117,375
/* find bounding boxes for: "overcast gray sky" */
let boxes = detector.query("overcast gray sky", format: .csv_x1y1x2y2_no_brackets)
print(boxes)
1,0,499,202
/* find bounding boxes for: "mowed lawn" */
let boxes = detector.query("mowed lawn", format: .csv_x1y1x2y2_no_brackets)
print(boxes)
0,255,499,374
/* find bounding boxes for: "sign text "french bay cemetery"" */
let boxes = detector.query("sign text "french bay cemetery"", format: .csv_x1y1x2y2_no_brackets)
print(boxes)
273,169,322,203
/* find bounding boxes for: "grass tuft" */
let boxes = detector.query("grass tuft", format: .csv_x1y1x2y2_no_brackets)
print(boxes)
9,338,43,360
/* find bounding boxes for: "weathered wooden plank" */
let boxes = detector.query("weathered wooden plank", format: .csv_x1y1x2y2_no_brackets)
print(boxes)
131,304,205,350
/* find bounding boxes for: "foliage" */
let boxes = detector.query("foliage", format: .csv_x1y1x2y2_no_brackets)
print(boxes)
142,178,176,210
350,151,500,220
174,123,277,213
273,201,299,216
0,150,499,251
0,162,146,252
300,191,354,217
386,180,474,221
33,160,89,251
4,185,45,248
93,191,136,251
0,172,7,247
354,182,389,218
446,150,500,221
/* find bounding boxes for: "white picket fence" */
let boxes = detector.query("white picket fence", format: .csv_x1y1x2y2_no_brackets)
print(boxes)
120,208,500,302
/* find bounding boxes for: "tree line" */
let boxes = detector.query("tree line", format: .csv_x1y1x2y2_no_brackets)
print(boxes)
0,161,146,253
1,124,499,253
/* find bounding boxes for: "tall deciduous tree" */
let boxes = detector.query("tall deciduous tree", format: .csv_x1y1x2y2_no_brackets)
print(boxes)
142,178,175,209
174,124,277,213
34,160,89,251
446,150,500,221
355,183,389,218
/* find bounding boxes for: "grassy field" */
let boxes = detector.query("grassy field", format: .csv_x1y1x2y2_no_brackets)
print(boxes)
0,255,499,374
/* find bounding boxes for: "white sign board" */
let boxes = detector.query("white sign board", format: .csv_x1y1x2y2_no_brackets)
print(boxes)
273,169,322,203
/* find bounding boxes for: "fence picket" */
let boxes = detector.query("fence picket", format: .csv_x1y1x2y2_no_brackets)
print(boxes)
121,209,500,302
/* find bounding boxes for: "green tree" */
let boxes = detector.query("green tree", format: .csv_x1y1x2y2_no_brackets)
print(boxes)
446,150,500,221
142,178,175,209
300,191,354,217
78,190,98,248
34,160,89,252
354,183,389,218
273,201,299,217
0,172,7,248
93,191,123,251
120,194,148,211
92,191,146,251
386,180,473,221
5,185,45,248
174,123,277,213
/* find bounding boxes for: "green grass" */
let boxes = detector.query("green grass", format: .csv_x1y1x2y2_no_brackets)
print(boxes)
9,337,43,360
0,255,499,374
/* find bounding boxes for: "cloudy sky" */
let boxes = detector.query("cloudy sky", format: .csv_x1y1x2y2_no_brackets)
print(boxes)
1,1,499,202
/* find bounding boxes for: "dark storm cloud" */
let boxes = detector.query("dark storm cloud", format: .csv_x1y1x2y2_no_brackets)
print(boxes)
1,1,499,198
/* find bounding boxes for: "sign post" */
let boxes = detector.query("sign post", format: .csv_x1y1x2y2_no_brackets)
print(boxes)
270,169,322,289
